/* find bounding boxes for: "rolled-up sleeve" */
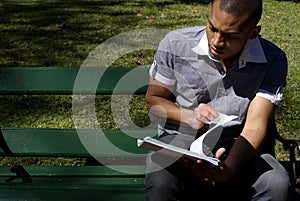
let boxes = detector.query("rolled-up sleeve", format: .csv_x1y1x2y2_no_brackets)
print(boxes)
256,50,288,105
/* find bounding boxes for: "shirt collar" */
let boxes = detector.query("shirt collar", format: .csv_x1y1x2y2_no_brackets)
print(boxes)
191,31,267,68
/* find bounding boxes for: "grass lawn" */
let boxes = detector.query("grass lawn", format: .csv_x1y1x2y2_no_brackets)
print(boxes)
0,0,299,164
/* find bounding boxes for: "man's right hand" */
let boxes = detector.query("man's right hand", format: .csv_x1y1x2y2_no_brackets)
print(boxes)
188,103,220,130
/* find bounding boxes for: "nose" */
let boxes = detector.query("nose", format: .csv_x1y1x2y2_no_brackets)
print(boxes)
212,32,224,48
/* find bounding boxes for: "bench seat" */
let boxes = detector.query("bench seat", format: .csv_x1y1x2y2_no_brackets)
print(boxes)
0,172,144,201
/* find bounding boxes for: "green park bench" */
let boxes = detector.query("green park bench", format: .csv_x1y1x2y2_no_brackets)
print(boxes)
0,67,298,201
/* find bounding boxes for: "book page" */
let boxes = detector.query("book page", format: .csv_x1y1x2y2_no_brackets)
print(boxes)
189,124,222,157
190,113,237,157
137,113,237,167
137,136,221,166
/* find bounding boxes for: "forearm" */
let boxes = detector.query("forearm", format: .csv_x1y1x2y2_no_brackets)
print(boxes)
223,128,265,180
224,135,257,175
145,78,220,130
224,96,275,176
145,77,195,126
146,95,193,125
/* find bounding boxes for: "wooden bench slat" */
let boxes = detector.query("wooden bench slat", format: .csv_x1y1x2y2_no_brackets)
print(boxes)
0,127,154,157
0,187,144,201
0,165,146,177
0,67,149,94
0,167,145,200
0,176,144,201
0,177,144,190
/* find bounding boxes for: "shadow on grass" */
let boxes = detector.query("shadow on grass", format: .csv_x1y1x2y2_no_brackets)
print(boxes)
0,0,181,67
0,0,202,129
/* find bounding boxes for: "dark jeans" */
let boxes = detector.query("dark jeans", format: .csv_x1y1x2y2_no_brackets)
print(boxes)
144,134,290,201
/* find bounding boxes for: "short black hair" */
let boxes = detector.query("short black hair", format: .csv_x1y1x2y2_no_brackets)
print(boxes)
212,0,263,25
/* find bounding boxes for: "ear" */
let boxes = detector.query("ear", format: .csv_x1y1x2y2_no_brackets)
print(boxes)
249,26,261,39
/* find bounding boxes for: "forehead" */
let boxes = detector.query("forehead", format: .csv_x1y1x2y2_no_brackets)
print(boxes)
209,1,250,33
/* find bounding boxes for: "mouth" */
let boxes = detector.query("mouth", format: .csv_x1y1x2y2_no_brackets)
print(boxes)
209,46,224,58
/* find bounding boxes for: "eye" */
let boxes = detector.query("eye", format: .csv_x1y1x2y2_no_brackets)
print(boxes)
225,34,235,39
224,32,239,40
209,25,218,33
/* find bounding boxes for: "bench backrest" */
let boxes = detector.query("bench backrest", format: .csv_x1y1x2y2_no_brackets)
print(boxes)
0,67,149,94
0,67,152,161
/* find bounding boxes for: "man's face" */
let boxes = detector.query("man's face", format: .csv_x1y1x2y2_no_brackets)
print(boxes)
206,1,260,66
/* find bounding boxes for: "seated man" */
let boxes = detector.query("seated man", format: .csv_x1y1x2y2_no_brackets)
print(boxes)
144,0,290,200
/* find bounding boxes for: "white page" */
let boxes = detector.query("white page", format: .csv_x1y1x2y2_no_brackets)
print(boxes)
190,113,237,156
137,136,221,166
137,113,237,166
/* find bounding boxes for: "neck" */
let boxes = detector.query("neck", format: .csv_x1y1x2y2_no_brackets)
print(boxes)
220,61,227,73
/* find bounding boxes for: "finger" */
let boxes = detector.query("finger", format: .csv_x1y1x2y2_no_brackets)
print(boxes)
205,107,220,120
208,107,220,119
207,104,219,116
195,104,219,123
188,117,204,129
198,114,211,123
194,110,212,124
215,147,226,159
188,118,198,129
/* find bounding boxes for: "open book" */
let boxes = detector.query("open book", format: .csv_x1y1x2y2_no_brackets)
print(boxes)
137,113,237,167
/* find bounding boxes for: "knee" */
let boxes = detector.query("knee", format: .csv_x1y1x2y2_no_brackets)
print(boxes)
261,155,290,193
255,159,290,200
144,169,177,193
264,169,290,192
144,169,182,201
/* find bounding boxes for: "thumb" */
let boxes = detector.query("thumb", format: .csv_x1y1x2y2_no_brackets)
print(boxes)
215,147,226,159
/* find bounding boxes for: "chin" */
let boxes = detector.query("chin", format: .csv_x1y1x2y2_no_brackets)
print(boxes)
209,53,222,62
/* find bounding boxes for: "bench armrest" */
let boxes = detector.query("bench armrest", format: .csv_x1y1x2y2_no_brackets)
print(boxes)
275,132,299,191
276,134,300,159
